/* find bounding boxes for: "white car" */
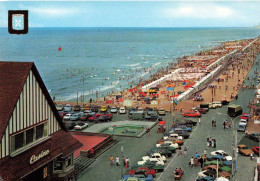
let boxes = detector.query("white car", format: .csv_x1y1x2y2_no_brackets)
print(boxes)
210,150,232,161
198,170,215,178
208,103,217,109
239,119,247,126
119,107,126,114
137,107,144,113
158,108,166,115
156,142,178,149
110,107,117,113
138,158,164,166
142,153,166,162
56,104,64,111
216,177,229,181
74,123,89,130
63,113,74,120
212,102,222,108
164,133,183,140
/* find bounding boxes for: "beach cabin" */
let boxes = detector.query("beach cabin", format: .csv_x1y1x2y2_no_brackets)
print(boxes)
0,62,82,181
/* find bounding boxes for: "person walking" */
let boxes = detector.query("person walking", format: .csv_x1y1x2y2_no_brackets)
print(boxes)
214,139,217,148
223,121,226,129
110,155,114,166
125,157,130,168
214,120,217,127
178,147,182,156
115,156,120,166
122,156,126,166
184,147,188,157
211,139,214,147
207,137,210,147
209,137,212,146
212,120,214,127
190,157,194,168
199,156,203,168
204,149,207,157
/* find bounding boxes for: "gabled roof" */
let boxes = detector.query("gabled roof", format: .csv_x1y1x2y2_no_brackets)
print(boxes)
0,61,67,140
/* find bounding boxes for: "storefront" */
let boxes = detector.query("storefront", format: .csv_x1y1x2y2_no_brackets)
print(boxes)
0,62,82,181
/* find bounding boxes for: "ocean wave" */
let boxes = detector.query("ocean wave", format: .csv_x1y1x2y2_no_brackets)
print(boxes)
153,62,161,67
140,72,149,77
100,80,119,91
126,63,140,67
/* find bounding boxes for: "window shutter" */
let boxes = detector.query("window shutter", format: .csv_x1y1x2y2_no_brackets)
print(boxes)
44,122,48,137
10,136,15,153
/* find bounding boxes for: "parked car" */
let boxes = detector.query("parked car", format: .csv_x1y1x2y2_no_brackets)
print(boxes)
206,155,226,162
163,133,183,140
221,100,230,105
121,173,153,181
197,170,216,178
131,162,164,173
138,157,164,166
65,122,76,130
63,113,74,120
128,168,156,178
196,176,215,181
64,104,72,112
119,107,126,114
193,107,207,114
88,116,99,122
129,107,136,115
94,115,112,123
237,144,254,156
183,111,201,118
154,144,176,153
173,129,190,139
237,122,246,132
210,150,232,161
156,142,178,149
83,110,95,116
59,111,67,118
80,114,90,121
110,106,118,113
200,103,209,111
83,104,90,110
145,112,160,120
202,165,230,179
56,104,64,111
74,122,89,130
100,106,107,112
247,132,260,141
158,108,166,115
147,147,173,158
73,105,81,111
193,96,204,101
91,105,99,112
176,125,192,132
212,102,222,108
70,113,82,121
208,103,217,109
142,153,166,163
179,119,197,126
252,146,259,155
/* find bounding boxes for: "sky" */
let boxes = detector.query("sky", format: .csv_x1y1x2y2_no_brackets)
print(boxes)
0,1,260,27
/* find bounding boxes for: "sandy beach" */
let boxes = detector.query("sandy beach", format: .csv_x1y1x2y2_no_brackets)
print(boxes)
55,37,260,113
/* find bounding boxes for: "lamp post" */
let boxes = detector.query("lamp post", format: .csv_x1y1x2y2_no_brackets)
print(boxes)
217,112,241,178
121,145,124,178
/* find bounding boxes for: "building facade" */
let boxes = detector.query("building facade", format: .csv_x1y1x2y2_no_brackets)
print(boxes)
0,62,82,181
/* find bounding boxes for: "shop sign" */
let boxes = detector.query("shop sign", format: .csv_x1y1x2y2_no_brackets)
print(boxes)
30,150,50,164
43,167,48,178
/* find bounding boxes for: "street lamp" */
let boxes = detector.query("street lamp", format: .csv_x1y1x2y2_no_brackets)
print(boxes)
121,145,124,178
217,112,241,178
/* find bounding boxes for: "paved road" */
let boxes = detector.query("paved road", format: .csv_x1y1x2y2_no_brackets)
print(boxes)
78,54,259,181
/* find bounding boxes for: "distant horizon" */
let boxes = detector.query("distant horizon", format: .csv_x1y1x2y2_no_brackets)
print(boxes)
1,1,260,28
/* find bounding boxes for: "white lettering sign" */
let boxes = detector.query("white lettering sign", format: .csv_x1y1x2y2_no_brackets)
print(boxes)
30,150,50,164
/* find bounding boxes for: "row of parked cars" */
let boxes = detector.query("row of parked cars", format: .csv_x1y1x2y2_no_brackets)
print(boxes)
118,119,198,180
183,101,227,118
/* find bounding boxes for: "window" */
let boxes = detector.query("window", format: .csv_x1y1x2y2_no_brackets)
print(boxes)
11,122,48,155
26,128,34,145
36,124,44,140
53,157,63,171
65,155,72,168
15,132,24,150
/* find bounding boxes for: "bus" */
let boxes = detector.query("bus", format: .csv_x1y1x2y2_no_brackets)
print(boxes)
227,104,242,117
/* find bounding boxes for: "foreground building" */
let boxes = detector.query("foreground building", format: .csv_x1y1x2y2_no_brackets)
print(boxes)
0,62,82,181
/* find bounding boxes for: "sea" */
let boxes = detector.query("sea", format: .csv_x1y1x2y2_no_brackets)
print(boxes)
0,27,259,102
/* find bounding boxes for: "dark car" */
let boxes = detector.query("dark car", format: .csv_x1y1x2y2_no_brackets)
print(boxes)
65,122,76,130
194,108,207,114
221,100,230,105
94,115,112,123
248,132,260,142
129,107,136,115
179,119,197,127
80,114,90,121
73,105,81,111
173,129,190,139
91,105,99,112
147,147,173,158
196,176,215,181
